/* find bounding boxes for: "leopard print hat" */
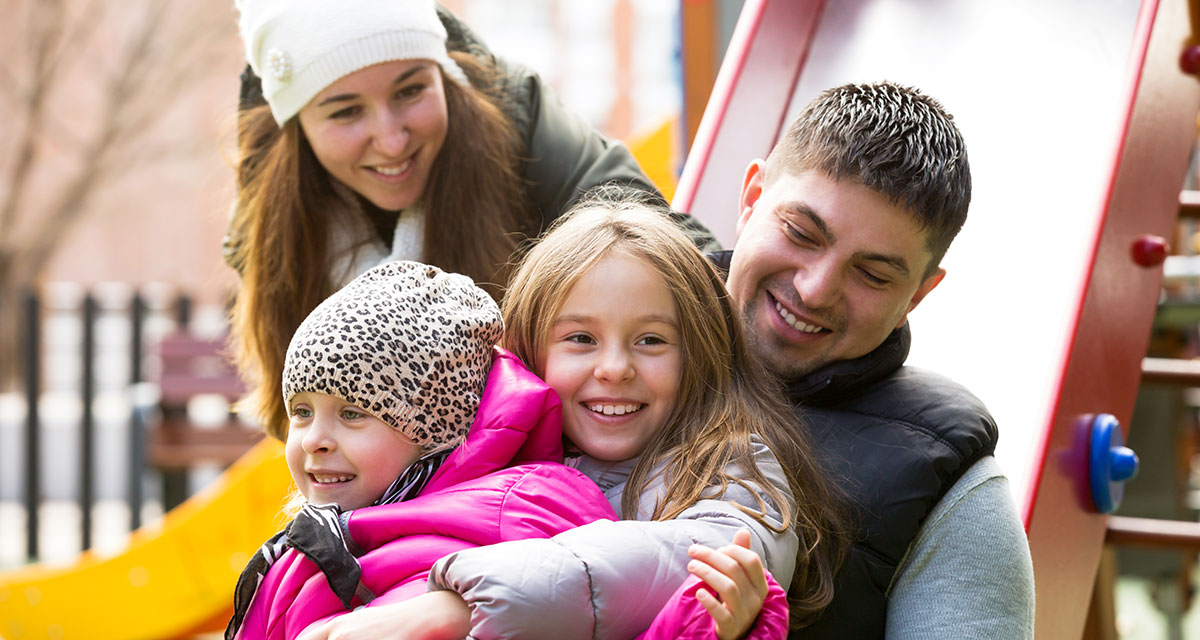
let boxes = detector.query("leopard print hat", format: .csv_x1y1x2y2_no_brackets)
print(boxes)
282,261,503,450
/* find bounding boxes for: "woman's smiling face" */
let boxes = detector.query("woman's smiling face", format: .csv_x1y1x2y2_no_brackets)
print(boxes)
298,59,449,212
540,252,683,462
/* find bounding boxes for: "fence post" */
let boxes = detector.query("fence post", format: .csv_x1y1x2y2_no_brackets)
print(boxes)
80,293,97,550
174,294,192,331
128,292,146,531
162,293,193,509
23,290,40,560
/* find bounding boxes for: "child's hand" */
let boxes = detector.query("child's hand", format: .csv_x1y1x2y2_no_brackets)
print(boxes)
295,590,470,640
686,528,769,640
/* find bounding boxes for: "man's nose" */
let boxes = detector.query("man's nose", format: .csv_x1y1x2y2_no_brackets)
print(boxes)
793,259,841,309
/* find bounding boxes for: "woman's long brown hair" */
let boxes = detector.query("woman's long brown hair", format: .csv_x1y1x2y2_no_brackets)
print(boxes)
501,192,849,628
228,52,529,440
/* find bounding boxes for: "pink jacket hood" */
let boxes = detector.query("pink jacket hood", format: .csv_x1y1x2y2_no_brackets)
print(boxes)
420,347,566,492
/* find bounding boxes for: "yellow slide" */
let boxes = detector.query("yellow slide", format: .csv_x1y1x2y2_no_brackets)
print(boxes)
0,440,291,640
627,115,681,202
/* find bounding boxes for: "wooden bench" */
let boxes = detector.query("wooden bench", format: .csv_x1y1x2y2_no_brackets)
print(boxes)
149,332,263,508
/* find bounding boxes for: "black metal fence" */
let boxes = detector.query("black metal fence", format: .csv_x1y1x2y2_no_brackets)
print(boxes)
10,286,211,562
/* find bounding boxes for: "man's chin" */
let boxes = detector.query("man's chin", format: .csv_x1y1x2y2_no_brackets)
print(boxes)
746,328,826,383
741,304,831,381
763,350,825,383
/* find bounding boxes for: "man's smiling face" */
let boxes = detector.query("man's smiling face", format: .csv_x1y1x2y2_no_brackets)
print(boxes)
726,164,946,381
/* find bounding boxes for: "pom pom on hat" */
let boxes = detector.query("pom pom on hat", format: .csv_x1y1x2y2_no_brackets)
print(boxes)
282,261,502,451
236,0,469,125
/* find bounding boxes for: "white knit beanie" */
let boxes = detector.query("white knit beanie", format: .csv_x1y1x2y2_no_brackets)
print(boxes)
282,261,502,451
236,0,469,125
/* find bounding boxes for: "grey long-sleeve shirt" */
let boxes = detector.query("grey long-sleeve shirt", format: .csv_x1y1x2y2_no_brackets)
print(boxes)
886,456,1035,639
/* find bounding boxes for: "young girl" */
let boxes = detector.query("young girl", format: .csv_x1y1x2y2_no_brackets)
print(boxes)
307,192,846,639
226,260,618,639
228,260,772,640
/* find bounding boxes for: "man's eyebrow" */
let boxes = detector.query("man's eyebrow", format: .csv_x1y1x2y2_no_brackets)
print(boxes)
782,204,835,244
315,65,430,107
784,203,912,276
854,251,911,276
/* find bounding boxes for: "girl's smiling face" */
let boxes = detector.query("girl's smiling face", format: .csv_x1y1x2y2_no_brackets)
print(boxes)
285,391,423,510
540,252,683,462
297,59,449,212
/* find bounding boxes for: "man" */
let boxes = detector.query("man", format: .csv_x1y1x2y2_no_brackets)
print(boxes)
715,82,1034,638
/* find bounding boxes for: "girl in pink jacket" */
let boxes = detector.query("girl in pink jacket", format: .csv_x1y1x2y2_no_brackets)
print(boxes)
226,261,619,639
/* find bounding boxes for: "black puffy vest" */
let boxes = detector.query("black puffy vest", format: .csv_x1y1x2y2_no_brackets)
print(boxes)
705,251,998,636
787,326,998,638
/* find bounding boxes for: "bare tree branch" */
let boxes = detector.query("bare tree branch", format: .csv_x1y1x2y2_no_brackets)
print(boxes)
3,0,233,286
20,0,106,150
104,4,232,170
0,63,17,107
1,0,236,388
21,0,171,274
101,138,220,178
33,106,89,151
0,0,65,240
54,0,104,63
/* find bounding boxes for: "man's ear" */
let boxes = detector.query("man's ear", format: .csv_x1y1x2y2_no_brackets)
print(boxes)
896,267,946,328
736,159,766,237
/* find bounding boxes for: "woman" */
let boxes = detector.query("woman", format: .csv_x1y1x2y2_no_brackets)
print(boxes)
227,0,718,439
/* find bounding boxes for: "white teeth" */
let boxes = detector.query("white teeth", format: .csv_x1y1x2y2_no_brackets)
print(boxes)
312,474,353,484
775,302,824,333
588,403,642,416
374,160,411,176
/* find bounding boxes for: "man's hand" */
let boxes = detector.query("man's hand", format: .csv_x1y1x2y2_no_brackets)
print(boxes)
295,590,470,640
687,529,770,640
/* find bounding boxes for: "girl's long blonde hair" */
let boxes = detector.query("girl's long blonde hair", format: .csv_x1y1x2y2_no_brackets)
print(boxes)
229,52,531,440
501,189,848,628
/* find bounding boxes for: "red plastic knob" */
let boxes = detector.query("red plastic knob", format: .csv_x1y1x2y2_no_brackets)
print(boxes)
1182,45,1200,76
1131,235,1169,266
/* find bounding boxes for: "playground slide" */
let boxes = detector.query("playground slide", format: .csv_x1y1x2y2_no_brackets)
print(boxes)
0,440,292,640
627,116,680,202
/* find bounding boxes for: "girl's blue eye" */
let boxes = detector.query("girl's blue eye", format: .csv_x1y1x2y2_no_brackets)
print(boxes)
294,407,313,418
341,409,363,420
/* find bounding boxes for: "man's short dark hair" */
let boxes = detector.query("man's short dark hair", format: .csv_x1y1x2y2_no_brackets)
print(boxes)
766,81,971,272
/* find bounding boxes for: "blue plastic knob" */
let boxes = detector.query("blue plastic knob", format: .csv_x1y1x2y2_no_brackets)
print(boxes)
1109,446,1139,483
1088,414,1139,513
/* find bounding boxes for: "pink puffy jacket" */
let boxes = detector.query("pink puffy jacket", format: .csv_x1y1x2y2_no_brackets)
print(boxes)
235,349,618,639
638,573,790,640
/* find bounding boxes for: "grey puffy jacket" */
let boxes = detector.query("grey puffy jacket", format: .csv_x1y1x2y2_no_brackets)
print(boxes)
428,437,798,640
